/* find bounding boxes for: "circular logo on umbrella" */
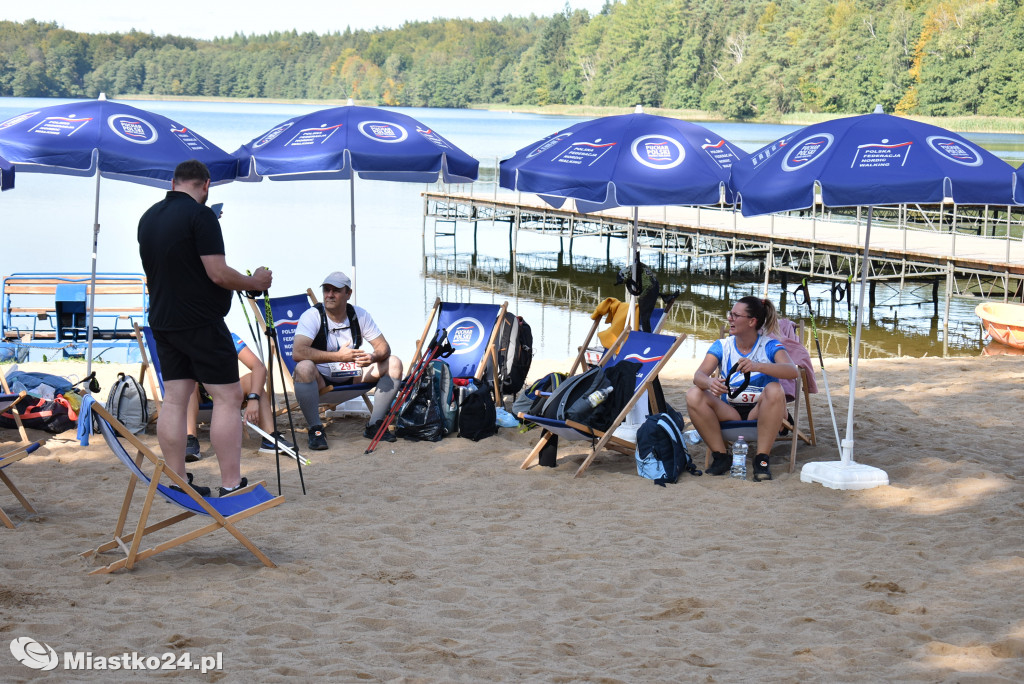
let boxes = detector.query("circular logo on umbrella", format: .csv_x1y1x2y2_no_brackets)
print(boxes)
782,132,834,172
527,132,572,159
107,114,158,144
358,121,408,143
447,317,486,355
253,122,294,149
926,135,983,167
631,135,685,169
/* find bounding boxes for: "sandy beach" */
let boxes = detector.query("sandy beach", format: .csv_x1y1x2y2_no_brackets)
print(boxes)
1,353,1022,682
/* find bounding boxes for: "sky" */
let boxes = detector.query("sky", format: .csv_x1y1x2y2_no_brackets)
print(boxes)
3,1,610,40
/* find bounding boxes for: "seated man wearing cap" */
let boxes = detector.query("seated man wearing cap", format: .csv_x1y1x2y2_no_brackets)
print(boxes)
291,271,404,450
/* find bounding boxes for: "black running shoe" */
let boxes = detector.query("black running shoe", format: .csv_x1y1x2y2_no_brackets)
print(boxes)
259,431,295,454
307,426,329,451
363,419,396,443
218,477,249,498
171,472,211,498
706,452,731,476
753,455,773,482
185,434,202,462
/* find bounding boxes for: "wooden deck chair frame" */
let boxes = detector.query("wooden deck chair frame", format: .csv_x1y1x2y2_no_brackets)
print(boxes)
1,392,45,528
521,329,687,478
411,297,508,405
701,321,818,474
246,291,375,420
83,403,284,574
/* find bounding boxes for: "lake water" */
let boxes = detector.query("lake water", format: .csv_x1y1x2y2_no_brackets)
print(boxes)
2,97,1020,364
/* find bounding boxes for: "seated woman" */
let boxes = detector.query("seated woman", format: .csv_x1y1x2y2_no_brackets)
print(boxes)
186,332,292,461
685,296,798,481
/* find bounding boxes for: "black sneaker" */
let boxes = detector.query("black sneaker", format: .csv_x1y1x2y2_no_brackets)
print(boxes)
185,434,202,463
218,477,249,498
363,419,396,443
706,452,731,476
259,431,295,454
753,455,773,482
171,472,211,498
307,426,329,451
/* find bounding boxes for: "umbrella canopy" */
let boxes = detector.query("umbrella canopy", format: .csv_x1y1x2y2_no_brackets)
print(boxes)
499,109,741,212
0,94,238,187
729,109,1016,489
732,110,1015,216
1014,162,1024,204
0,95,240,377
0,154,13,191
234,103,479,296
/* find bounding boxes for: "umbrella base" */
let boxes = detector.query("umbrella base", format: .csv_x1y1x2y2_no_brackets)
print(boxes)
800,460,889,490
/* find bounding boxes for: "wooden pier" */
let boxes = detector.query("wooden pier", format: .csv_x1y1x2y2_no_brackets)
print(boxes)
423,188,1024,355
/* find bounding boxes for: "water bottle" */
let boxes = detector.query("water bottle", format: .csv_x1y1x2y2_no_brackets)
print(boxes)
683,429,703,447
731,436,748,479
586,385,614,408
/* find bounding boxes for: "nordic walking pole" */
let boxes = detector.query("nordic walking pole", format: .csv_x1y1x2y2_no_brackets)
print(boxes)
799,279,841,450
366,329,453,453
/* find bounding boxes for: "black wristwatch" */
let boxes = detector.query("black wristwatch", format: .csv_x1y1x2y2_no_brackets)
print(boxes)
245,393,260,402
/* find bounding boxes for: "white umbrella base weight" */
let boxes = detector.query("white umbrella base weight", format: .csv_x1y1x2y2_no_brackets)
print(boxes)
800,460,889,490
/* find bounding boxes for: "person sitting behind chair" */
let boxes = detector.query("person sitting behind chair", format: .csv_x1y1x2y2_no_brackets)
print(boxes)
185,332,294,460
685,296,798,482
291,271,404,450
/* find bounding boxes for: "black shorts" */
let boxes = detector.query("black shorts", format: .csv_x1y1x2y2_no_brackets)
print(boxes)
320,374,355,388
730,403,754,420
153,320,240,386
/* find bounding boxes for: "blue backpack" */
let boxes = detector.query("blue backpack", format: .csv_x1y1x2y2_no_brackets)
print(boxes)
635,407,702,486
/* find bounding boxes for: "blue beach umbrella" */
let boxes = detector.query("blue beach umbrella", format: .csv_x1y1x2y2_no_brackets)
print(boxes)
0,94,239,376
233,103,479,297
730,107,1016,489
500,107,741,212
500,107,743,325
0,154,13,191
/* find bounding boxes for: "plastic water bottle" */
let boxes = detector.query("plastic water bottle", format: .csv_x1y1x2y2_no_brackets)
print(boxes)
731,436,748,479
683,429,703,447
586,385,614,408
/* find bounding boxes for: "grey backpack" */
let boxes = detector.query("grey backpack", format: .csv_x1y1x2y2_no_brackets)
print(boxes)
105,372,149,434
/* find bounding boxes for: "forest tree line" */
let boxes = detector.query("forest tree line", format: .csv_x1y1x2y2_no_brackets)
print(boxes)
2,0,1024,119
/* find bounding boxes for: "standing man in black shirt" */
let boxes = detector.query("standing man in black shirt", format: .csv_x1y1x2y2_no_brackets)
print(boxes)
138,159,272,497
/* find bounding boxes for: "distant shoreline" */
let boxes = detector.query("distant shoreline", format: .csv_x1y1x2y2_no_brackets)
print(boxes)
117,94,1024,134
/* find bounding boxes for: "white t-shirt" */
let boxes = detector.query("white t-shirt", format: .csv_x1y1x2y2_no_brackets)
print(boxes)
295,305,382,380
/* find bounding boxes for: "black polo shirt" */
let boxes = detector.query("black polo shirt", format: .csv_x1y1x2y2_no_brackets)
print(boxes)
138,191,231,330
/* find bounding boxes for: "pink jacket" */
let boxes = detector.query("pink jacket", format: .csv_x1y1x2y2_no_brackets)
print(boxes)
770,318,818,400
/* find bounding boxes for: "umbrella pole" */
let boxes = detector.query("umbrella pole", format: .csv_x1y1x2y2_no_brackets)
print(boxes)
799,206,889,490
627,207,639,330
85,173,101,385
350,174,357,305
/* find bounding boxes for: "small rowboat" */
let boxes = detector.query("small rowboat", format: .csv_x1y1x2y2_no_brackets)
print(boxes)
975,302,1024,350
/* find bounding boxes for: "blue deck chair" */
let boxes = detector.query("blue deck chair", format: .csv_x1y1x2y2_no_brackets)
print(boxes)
248,293,376,417
412,298,508,404
521,329,687,478
1,392,45,528
134,323,212,424
583,305,670,369
83,400,284,574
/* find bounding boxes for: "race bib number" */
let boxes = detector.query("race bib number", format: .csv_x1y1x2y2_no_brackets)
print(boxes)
327,361,361,380
729,386,763,405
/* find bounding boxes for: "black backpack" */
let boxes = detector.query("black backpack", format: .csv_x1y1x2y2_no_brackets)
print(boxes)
634,406,702,486
537,366,608,423
494,313,533,396
395,360,457,442
458,380,498,441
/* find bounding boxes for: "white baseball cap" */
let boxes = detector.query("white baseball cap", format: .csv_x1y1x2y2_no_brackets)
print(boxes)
321,271,352,290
